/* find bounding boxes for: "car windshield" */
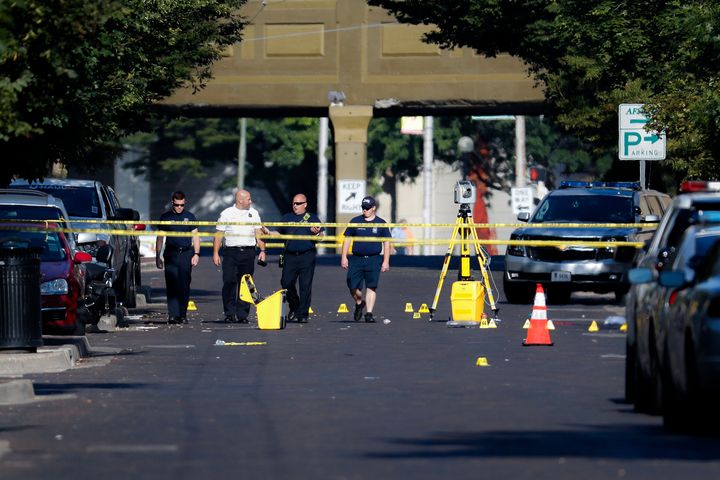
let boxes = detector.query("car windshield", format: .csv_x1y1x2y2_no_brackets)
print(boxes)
0,230,67,262
20,185,101,218
532,195,634,223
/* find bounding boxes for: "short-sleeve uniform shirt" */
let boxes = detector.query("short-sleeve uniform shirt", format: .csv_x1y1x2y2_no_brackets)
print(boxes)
159,210,197,249
216,206,262,247
344,215,391,256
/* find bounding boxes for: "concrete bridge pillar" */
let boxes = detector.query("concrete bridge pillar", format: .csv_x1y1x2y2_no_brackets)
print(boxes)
329,105,373,226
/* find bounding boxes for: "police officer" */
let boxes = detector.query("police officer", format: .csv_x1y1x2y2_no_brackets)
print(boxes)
156,191,200,325
278,194,324,323
213,189,267,323
340,195,391,323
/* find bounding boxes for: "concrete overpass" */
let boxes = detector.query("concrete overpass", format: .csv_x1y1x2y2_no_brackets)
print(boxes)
163,0,545,224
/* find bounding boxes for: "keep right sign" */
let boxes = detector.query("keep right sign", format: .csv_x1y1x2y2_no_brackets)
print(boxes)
618,103,666,161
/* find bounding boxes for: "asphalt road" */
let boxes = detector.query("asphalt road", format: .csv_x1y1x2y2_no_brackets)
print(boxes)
1,254,719,479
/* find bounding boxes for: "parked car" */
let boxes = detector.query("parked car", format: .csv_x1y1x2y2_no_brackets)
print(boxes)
0,222,93,334
657,235,720,430
0,189,74,248
503,181,670,304
9,178,143,307
625,181,720,410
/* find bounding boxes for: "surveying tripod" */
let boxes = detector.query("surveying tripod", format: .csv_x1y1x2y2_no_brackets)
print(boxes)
429,203,500,322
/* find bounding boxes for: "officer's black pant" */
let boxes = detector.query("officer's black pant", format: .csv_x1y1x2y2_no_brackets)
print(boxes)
281,250,316,319
221,247,256,320
163,248,193,318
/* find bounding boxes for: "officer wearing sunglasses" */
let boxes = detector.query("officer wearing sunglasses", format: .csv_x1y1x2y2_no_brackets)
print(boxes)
156,191,200,325
274,193,324,323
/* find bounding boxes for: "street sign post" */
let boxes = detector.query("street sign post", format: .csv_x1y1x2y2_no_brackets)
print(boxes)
619,103,666,189
337,179,366,214
618,104,666,161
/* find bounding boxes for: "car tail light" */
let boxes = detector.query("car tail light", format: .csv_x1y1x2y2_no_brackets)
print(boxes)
133,223,146,231
680,181,720,193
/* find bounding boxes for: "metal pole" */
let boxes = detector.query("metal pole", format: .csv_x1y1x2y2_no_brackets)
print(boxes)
423,116,434,256
237,118,247,189
317,117,329,222
515,115,526,187
640,160,646,189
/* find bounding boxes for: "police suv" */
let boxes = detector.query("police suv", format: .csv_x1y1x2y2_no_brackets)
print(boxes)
503,181,670,304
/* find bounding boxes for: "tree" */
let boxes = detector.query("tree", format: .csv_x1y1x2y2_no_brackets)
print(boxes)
125,116,324,208
0,0,246,186
368,0,720,184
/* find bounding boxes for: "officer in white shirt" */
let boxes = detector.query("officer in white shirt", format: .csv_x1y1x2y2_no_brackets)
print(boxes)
213,189,267,323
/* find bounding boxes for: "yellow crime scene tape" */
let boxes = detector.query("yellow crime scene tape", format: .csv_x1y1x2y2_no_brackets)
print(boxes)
0,218,651,249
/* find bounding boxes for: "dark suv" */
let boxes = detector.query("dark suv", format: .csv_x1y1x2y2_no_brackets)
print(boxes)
9,178,142,308
504,181,670,304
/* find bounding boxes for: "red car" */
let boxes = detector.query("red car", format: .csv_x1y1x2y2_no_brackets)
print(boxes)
1,223,92,334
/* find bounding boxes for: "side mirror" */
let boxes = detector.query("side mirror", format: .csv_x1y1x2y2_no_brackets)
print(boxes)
113,207,136,221
73,251,93,263
628,267,654,284
658,270,686,288
517,212,531,222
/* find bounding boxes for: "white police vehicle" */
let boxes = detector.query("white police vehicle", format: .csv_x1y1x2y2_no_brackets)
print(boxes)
503,181,670,304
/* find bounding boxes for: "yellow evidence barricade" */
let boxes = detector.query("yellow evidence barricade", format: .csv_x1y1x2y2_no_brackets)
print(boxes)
239,274,287,330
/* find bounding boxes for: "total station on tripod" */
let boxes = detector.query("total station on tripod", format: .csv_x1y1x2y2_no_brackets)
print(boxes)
454,180,476,205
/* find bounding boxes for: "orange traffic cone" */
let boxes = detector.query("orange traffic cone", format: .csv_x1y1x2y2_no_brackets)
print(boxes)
523,284,554,346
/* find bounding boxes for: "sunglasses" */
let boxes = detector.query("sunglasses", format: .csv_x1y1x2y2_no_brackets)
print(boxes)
293,201,306,206
173,203,186,207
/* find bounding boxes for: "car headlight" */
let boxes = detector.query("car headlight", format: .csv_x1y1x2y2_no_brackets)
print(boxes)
41,278,69,295
507,234,527,257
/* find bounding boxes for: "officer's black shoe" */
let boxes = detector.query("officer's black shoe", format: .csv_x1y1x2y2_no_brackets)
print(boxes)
287,311,297,323
354,301,366,322
179,317,188,324
237,317,249,324
298,316,309,324
168,316,180,325
364,312,376,323
223,314,236,323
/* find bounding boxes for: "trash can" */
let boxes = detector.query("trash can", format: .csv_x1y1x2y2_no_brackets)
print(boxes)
0,241,43,351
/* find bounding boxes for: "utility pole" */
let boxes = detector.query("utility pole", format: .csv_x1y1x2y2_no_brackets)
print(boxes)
515,115,526,188
237,118,247,189
423,116,434,256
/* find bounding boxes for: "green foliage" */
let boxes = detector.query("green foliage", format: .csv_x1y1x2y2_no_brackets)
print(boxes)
369,0,720,183
0,0,246,186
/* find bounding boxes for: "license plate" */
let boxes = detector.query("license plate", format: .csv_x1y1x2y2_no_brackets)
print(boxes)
551,270,571,282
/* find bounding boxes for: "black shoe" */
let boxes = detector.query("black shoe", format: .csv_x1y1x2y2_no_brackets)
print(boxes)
287,311,297,323
354,301,366,322
179,317,188,324
168,316,179,325
224,314,236,323
364,312,376,323
237,317,249,324
297,316,308,324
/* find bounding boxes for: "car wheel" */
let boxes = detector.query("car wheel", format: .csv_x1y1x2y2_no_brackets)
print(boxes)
503,278,534,304
120,261,137,308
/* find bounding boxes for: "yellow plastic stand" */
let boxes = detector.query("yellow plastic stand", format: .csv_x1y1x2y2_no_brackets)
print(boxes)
257,290,287,330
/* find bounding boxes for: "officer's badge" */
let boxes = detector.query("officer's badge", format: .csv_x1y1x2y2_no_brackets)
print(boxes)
372,227,378,234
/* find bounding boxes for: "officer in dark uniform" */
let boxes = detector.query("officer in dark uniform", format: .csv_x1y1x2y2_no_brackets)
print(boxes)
156,191,200,324
277,194,324,323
